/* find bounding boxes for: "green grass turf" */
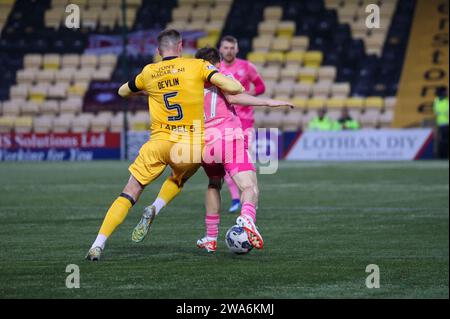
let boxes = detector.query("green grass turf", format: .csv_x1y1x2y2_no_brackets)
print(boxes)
0,161,448,298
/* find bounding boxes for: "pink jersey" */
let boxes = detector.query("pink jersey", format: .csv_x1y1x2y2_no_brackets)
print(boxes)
220,58,266,122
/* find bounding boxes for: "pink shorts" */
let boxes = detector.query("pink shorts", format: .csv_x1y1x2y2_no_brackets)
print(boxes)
239,118,254,149
202,117,256,179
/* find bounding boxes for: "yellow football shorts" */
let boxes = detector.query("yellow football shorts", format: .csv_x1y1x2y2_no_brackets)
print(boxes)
129,139,202,187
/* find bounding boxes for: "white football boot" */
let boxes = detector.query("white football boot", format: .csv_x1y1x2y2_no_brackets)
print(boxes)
85,246,102,261
196,237,217,253
236,216,264,249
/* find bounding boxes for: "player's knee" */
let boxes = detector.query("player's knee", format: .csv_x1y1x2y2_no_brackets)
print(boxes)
208,178,223,190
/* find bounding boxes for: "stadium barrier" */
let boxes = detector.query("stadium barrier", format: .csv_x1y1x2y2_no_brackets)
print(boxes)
0,132,121,161
283,129,434,161
0,129,434,162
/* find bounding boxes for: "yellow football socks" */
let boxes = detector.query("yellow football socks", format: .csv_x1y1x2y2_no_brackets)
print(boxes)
157,177,182,204
98,196,133,238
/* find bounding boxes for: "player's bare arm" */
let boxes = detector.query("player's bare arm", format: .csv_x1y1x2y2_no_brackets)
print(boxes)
224,92,294,108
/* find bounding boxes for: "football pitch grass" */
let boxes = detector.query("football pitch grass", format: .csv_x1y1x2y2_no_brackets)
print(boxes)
0,161,448,299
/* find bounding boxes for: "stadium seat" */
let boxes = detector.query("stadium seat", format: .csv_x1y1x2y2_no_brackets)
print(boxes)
260,66,281,82
110,112,124,132
326,97,346,109
17,69,37,85
306,98,326,110
0,116,15,132
253,35,273,52
2,101,21,117
318,66,337,83
276,21,296,38
280,64,300,81
360,108,380,128
364,96,384,110
47,83,69,99
303,51,323,68
271,37,291,52
35,70,56,84
285,51,304,67
378,109,394,128
55,68,76,84
331,83,351,98
312,82,331,98
263,6,283,21
258,21,278,36
266,52,285,66
10,84,29,100
62,54,80,69
29,84,49,103
346,97,365,109
91,112,113,132
33,115,54,133
291,36,309,51
247,52,267,68
99,54,118,68
294,98,308,111
60,97,83,114
24,54,43,69
72,113,94,133
14,116,33,133
282,109,303,131
53,114,74,133
274,80,295,97
298,67,317,83
43,54,61,70
21,101,40,116
293,83,312,98
40,100,60,115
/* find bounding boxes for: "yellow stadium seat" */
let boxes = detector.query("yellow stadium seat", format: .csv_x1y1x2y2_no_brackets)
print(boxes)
298,67,317,83
247,52,267,66
303,51,323,68
14,116,33,133
291,97,307,109
346,97,365,109
266,51,285,66
285,51,304,67
306,98,326,110
29,84,49,103
0,116,15,133
276,21,296,38
43,54,61,70
326,98,346,109
364,96,384,109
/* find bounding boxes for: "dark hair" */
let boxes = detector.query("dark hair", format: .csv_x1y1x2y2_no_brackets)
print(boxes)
195,47,221,65
220,35,238,45
157,29,182,52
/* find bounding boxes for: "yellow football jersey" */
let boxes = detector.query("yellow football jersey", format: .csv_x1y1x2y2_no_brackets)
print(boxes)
130,56,218,144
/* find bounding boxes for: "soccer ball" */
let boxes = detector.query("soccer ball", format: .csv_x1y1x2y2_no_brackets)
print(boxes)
225,225,253,254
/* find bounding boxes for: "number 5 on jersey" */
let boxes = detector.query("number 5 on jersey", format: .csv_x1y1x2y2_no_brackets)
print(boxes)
164,92,183,121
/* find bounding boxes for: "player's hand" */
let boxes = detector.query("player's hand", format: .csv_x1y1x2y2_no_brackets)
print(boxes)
267,99,295,109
